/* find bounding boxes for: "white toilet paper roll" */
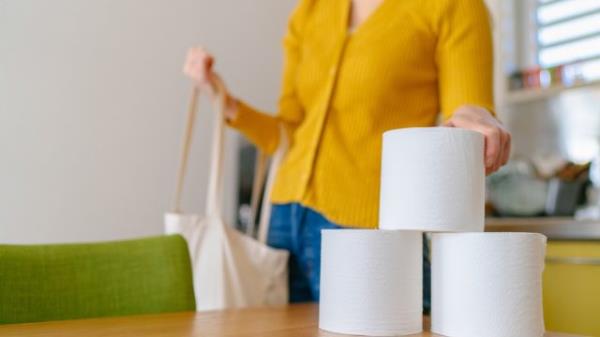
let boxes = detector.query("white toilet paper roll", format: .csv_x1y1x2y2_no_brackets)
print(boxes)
379,127,485,232
431,233,547,337
319,229,422,336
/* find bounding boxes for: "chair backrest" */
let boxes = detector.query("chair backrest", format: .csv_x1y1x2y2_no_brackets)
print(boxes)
0,235,195,324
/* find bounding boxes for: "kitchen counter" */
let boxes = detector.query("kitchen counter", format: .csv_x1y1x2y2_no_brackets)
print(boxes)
486,217,600,240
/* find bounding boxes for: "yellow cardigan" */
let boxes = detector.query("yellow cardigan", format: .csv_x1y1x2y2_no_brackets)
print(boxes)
229,0,494,228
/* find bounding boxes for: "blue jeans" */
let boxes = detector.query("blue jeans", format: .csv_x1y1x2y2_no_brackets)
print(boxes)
267,203,431,312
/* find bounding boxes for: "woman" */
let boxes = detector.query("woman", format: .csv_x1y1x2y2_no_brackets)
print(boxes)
183,0,510,311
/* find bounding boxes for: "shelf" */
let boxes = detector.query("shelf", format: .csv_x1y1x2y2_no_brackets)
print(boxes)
505,79,600,104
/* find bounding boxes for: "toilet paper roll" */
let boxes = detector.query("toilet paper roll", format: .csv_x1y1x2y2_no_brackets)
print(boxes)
431,233,547,337
319,229,422,336
379,127,485,232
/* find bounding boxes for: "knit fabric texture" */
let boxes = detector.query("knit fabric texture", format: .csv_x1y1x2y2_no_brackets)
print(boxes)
0,235,195,324
228,0,494,228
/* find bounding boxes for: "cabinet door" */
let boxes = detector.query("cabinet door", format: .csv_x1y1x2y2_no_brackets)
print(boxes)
544,241,600,336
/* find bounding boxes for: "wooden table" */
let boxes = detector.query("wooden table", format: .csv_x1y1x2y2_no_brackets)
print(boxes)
0,303,581,336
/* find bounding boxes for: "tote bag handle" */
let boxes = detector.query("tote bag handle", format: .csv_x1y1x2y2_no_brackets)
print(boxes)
247,151,268,236
256,126,287,244
247,127,286,243
171,78,227,216
171,76,284,242
172,86,200,213
204,77,228,216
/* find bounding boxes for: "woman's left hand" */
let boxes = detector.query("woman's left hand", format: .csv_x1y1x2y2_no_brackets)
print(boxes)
444,105,511,175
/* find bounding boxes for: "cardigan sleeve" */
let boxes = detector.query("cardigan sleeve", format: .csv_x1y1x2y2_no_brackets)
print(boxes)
435,0,495,121
227,0,310,154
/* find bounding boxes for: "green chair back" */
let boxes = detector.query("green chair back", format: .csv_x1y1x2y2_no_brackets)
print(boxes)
0,235,195,324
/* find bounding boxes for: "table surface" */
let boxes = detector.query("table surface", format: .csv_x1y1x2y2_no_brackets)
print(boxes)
0,303,582,337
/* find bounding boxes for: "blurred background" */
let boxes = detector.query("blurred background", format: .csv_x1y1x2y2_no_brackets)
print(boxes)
1,1,600,335
486,0,600,222
0,0,297,243
3,0,600,242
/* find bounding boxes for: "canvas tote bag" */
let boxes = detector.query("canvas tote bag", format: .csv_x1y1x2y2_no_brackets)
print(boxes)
164,80,289,311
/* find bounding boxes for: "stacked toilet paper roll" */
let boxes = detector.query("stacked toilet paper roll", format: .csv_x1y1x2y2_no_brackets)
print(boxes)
379,127,485,232
431,233,547,337
319,230,422,336
319,127,547,337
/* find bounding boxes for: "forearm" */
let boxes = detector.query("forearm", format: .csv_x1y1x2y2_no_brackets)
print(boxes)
226,98,282,154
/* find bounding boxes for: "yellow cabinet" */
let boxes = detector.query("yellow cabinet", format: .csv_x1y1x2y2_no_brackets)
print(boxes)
544,241,600,336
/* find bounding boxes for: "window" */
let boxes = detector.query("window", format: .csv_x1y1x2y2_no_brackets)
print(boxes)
535,0,600,82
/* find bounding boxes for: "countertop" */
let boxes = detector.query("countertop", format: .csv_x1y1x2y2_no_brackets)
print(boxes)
486,217,600,240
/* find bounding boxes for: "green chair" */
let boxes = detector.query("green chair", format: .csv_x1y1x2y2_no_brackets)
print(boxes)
0,235,195,324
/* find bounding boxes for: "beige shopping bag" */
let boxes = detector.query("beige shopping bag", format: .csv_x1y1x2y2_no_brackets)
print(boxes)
164,79,289,311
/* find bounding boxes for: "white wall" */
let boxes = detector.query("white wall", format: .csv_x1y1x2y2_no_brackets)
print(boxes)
0,0,296,244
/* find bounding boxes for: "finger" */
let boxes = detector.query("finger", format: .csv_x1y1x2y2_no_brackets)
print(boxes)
189,46,204,56
442,119,454,127
183,63,197,78
186,65,207,87
193,62,211,79
492,131,508,173
186,48,199,66
187,64,200,81
500,131,511,166
184,50,198,73
484,127,501,175
188,48,212,68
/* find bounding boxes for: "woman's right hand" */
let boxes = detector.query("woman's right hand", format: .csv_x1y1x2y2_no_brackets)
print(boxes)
183,47,238,119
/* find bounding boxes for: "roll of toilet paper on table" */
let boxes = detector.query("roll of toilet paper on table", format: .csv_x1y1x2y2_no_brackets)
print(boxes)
319,229,422,336
379,127,484,232
431,233,547,337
